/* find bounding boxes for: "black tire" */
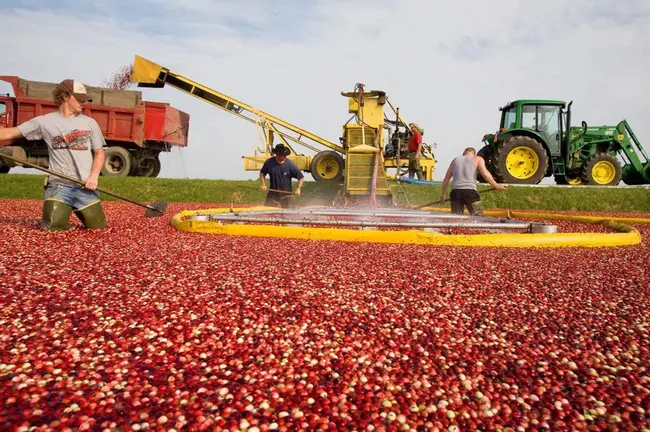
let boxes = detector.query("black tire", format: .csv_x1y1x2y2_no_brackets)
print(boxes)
101,147,134,177
494,135,548,184
476,147,499,183
0,166,9,174
151,156,161,178
310,151,345,182
622,164,645,185
554,173,582,185
580,153,622,186
134,155,162,177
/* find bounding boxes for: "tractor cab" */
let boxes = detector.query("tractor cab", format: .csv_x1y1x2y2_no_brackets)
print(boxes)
477,100,569,184
498,100,567,155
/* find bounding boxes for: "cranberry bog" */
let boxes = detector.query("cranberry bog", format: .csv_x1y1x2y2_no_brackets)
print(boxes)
1,198,650,431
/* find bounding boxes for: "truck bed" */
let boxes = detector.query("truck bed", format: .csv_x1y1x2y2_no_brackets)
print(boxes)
14,77,142,109
1,76,188,148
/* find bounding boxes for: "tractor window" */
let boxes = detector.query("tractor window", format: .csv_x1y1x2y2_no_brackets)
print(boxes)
0,102,6,125
502,108,516,129
537,106,560,134
522,105,536,129
537,105,561,148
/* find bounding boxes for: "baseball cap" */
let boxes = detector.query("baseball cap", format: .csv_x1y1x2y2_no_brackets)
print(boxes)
56,79,93,103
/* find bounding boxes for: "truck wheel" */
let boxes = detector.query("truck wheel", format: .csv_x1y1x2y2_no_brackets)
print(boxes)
581,153,622,186
0,166,9,174
310,151,344,182
494,135,548,184
151,156,161,178
135,156,162,177
101,147,134,177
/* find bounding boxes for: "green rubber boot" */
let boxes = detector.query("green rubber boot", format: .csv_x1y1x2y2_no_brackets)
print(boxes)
74,201,107,229
42,199,73,231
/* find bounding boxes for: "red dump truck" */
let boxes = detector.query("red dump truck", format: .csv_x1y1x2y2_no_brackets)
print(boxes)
0,76,190,177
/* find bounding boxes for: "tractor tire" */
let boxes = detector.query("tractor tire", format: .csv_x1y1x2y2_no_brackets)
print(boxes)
310,151,345,182
494,136,548,184
621,164,646,185
0,166,9,174
580,153,622,186
101,147,135,177
554,174,582,185
476,147,499,183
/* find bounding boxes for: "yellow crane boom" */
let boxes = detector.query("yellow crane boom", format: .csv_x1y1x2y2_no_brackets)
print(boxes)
131,56,342,154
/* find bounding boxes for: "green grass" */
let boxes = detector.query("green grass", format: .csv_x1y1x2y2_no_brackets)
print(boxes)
389,183,650,212
1,174,649,212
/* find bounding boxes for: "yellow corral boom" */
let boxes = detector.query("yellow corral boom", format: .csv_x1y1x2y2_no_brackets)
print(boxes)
130,55,436,197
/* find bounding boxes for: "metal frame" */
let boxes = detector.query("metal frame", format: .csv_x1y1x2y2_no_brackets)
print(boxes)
187,208,554,232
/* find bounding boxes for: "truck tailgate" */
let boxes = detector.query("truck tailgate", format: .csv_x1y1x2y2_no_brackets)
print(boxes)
144,102,189,147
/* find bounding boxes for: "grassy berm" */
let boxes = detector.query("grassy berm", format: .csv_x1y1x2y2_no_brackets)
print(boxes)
1,174,650,212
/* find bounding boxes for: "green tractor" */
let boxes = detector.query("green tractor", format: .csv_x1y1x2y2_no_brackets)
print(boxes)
479,100,650,186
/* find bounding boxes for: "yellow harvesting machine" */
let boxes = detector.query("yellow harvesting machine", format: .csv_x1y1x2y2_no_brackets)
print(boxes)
131,55,436,199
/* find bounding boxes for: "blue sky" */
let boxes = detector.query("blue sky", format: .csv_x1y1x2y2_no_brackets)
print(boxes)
2,0,650,181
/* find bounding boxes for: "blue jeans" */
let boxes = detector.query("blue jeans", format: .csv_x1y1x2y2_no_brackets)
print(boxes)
44,183,101,209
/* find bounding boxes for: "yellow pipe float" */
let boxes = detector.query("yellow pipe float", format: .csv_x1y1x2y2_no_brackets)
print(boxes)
170,207,647,248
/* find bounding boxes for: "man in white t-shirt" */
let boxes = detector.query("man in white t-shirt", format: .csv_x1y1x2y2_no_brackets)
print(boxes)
0,79,107,230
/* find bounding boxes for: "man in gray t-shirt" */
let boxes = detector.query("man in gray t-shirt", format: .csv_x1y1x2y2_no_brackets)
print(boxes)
0,79,107,230
439,147,506,215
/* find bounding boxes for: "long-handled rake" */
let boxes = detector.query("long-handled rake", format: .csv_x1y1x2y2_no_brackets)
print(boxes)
0,152,167,217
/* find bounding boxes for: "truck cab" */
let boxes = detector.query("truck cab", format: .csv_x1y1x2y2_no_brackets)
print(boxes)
0,95,10,129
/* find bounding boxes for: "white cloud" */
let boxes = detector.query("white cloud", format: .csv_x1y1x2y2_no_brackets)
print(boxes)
2,0,649,181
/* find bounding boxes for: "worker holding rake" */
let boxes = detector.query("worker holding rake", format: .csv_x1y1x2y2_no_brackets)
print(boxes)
0,79,108,230
259,144,304,208
439,147,506,215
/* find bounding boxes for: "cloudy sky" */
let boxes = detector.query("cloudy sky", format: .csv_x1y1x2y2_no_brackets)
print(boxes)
2,0,649,181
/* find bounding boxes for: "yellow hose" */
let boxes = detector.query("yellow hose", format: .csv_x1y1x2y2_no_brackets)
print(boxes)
170,206,647,248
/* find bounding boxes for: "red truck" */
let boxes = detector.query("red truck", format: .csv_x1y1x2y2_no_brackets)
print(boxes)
0,76,190,177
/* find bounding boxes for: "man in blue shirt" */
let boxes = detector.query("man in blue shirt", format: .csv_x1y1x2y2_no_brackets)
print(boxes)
259,144,304,208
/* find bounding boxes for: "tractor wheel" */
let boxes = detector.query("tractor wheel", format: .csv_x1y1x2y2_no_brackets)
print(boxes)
101,147,134,177
554,174,582,185
622,165,641,185
642,164,650,184
494,136,548,184
0,166,9,174
476,147,499,183
310,151,344,182
580,153,622,186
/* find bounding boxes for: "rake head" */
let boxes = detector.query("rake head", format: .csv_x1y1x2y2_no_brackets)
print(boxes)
145,202,168,218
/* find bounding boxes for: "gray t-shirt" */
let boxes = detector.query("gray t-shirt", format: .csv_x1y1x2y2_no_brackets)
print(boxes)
450,155,478,191
18,112,105,186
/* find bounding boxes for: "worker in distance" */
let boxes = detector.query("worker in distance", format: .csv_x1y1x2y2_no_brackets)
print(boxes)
438,147,507,215
408,123,425,180
0,79,108,230
259,143,304,208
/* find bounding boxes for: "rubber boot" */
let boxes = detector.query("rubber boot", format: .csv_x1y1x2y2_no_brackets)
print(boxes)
42,199,73,231
469,200,484,216
73,201,107,229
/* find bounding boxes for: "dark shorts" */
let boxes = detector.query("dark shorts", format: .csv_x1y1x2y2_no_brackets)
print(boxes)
264,191,292,209
450,189,483,215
